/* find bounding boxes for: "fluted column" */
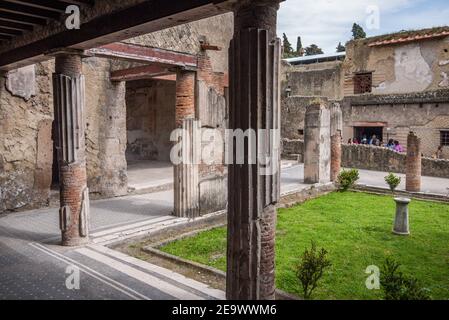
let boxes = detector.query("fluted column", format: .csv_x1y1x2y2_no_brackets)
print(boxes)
53,53,89,246
174,70,200,218
227,0,281,300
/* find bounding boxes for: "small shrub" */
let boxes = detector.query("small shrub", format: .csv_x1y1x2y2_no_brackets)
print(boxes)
296,241,332,300
337,169,360,191
380,258,431,300
385,173,401,195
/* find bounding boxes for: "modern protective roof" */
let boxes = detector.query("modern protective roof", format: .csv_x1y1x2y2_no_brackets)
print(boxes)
283,51,346,65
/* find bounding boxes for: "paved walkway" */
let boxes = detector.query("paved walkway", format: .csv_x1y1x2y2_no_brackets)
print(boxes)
127,161,173,193
0,191,223,300
282,164,449,196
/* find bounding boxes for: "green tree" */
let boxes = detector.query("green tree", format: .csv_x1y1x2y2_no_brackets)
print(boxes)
282,33,295,58
336,42,346,52
352,23,367,40
305,44,324,56
296,36,304,56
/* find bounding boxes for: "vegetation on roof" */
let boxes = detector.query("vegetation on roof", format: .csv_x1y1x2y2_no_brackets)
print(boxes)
355,26,449,44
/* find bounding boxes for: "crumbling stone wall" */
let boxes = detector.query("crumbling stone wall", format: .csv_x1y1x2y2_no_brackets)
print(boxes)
282,61,343,100
340,93,449,157
343,36,449,95
0,62,54,212
281,93,449,158
281,96,316,140
342,144,449,179
280,140,449,179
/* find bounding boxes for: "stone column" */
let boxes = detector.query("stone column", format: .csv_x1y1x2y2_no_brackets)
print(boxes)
393,197,411,236
174,70,200,218
330,103,342,182
227,0,281,300
304,99,331,184
406,132,421,192
53,52,90,246
330,135,341,182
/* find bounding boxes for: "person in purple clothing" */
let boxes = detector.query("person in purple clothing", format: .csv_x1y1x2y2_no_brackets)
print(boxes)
394,140,404,153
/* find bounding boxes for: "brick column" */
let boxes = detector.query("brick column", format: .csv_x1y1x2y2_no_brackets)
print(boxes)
330,103,342,181
227,0,281,300
175,70,196,126
53,53,90,246
406,132,421,192
330,134,342,181
174,70,200,218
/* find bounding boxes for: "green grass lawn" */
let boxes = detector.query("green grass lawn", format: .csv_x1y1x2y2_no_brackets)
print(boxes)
159,192,449,300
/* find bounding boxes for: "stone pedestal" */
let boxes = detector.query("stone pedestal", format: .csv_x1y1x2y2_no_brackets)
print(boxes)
393,197,411,236
304,99,331,184
227,0,281,301
53,53,90,246
406,132,421,192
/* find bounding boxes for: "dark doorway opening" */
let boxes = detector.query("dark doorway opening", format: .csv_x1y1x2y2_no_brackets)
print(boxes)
354,126,384,144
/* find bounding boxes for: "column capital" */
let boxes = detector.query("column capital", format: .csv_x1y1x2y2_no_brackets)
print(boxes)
233,0,280,38
46,48,91,59
234,0,281,11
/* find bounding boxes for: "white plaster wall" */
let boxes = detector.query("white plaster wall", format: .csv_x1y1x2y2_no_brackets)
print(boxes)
373,44,433,94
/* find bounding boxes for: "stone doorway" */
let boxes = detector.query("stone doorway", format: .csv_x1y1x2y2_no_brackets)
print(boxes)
125,79,176,194
354,126,384,144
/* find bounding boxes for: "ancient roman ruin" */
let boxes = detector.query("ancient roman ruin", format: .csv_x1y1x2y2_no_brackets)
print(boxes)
0,0,448,302
282,27,449,181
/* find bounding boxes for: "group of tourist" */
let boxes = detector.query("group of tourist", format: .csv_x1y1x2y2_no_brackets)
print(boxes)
347,135,404,152
347,135,446,159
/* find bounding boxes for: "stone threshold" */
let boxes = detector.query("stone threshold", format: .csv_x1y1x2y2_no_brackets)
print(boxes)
100,211,226,246
127,182,174,196
353,184,449,203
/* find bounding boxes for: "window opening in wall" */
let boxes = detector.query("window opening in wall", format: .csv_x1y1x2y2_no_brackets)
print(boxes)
354,72,373,94
354,126,384,144
440,130,449,146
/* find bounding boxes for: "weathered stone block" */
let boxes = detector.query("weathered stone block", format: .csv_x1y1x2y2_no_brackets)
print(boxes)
304,100,331,184
6,65,36,101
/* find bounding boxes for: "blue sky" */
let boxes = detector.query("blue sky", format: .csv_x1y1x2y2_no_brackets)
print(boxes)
278,0,449,53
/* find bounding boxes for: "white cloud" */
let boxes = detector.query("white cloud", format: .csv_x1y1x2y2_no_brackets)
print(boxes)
277,0,431,53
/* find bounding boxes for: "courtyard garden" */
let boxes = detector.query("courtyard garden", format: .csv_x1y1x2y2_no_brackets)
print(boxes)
159,192,449,300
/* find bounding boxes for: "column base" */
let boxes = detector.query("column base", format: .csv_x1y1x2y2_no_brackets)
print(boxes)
392,230,410,236
62,236,90,247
